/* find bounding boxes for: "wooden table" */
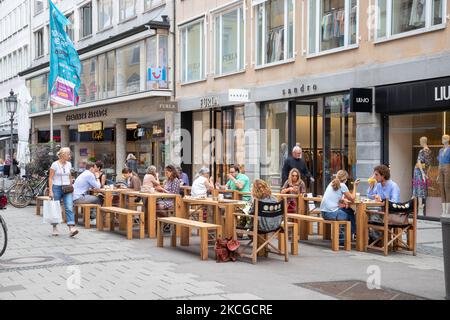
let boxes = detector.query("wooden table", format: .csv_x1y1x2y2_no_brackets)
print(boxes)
354,200,384,252
180,197,246,245
93,188,118,207
120,191,181,239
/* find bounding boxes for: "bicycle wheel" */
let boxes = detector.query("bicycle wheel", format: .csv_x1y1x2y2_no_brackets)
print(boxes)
7,182,33,208
0,215,7,257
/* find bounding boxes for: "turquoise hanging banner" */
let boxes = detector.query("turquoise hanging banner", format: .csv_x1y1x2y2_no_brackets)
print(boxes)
48,0,81,107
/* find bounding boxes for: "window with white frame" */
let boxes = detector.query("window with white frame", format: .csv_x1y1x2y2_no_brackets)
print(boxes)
23,46,28,70
255,0,294,66
117,41,142,95
214,5,245,75
34,0,44,15
308,0,358,55
144,0,164,11
80,2,93,39
98,0,113,31
34,28,44,58
120,0,136,21
180,19,205,83
65,12,74,42
146,34,169,89
376,0,444,39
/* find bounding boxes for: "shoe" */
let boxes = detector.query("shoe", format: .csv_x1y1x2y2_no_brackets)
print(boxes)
70,229,79,237
339,240,345,246
90,219,96,226
52,228,59,236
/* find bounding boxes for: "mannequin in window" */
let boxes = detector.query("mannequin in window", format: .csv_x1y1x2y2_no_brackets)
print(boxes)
438,134,450,216
412,136,432,214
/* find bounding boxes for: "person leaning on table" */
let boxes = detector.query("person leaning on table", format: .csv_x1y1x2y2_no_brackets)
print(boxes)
73,161,102,224
320,170,360,245
48,147,78,237
191,167,215,198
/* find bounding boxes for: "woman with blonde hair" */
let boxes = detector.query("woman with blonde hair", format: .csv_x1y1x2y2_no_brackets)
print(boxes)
48,147,77,237
249,179,277,214
281,168,306,212
320,170,360,245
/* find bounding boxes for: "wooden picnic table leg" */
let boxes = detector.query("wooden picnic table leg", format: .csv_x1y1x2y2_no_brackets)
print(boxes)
355,203,366,252
139,213,145,239
148,196,157,238
180,202,190,246
224,205,234,239
119,193,128,231
157,220,163,247
126,214,133,240
200,228,208,260
104,191,113,207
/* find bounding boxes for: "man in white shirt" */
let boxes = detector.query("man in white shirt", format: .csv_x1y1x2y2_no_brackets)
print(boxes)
73,162,102,223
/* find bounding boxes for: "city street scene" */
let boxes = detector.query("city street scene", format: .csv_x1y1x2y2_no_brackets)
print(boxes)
0,0,449,303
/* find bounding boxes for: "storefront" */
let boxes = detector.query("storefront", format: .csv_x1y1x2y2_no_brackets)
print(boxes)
377,76,450,219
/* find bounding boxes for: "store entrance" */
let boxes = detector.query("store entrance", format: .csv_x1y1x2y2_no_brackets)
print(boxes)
290,102,323,195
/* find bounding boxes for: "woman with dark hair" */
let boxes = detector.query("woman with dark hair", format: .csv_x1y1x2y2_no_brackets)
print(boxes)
95,160,106,187
157,165,181,210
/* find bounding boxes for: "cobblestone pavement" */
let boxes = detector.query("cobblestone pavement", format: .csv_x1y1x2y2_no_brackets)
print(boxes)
0,205,446,300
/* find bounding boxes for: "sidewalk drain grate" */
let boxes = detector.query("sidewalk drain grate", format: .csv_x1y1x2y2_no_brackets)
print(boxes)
295,280,427,300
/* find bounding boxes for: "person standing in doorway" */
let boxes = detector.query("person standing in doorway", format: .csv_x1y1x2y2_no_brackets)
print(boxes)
282,146,314,187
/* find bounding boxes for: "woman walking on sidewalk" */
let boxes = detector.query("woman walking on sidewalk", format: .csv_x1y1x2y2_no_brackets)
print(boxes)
48,147,78,237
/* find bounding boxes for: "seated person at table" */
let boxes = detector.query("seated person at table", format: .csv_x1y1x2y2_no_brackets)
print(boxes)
216,165,251,201
95,160,107,188
367,164,400,241
142,165,165,193
280,168,306,213
320,170,360,245
122,168,141,191
190,167,214,198
73,161,102,223
156,165,181,211
249,179,278,214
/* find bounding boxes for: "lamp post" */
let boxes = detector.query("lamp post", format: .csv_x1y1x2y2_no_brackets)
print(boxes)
5,90,18,178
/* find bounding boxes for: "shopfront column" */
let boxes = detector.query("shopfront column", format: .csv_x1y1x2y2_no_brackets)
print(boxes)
116,118,127,174
60,125,70,148
244,103,260,182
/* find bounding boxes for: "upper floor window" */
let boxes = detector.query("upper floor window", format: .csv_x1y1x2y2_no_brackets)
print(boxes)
65,12,74,42
214,5,245,76
34,0,44,15
376,0,445,39
98,0,113,31
120,0,136,21
144,0,165,11
180,19,205,83
34,28,44,58
80,2,93,39
308,0,358,55
255,0,294,66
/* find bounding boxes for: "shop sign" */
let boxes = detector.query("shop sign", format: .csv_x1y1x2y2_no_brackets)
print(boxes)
92,130,104,141
158,102,178,112
282,84,318,96
66,108,108,122
148,67,167,81
200,96,219,109
78,121,103,132
350,88,373,112
229,89,250,102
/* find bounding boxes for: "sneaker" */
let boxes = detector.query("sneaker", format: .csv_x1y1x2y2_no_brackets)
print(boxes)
70,228,79,237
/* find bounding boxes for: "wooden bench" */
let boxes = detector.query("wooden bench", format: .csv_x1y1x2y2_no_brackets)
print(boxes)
278,222,299,256
35,196,51,216
157,217,222,260
288,214,351,251
100,207,144,240
73,204,101,229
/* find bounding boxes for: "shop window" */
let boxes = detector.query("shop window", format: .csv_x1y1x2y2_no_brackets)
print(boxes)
214,5,245,75
119,0,136,22
255,0,294,66
376,0,444,40
180,19,205,83
308,0,358,55
117,42,142,95
98,0,113,31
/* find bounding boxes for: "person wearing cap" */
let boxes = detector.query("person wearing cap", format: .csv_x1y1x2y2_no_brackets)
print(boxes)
191,167,214,198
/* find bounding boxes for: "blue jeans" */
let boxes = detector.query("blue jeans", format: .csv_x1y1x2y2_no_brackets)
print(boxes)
53,185,75,226
321,209,356,242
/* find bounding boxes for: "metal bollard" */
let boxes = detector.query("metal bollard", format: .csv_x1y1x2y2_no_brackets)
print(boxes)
442,215,450,300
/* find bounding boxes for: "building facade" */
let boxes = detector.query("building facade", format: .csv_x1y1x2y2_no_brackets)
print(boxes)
0,0,30,169
20,0,176,178
175,0,450,219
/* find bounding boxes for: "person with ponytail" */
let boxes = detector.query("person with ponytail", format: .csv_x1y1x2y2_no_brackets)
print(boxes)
320,170,360,245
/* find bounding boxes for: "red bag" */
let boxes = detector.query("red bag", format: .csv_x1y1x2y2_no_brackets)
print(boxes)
214,238,240,262
287,200,297,213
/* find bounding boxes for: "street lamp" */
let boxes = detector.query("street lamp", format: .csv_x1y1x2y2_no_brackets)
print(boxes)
5,90,17,178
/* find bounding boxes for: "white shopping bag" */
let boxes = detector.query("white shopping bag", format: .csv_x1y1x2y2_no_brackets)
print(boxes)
43,200,63,224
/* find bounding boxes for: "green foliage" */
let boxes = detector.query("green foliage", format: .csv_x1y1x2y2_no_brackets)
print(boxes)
25,143,60,176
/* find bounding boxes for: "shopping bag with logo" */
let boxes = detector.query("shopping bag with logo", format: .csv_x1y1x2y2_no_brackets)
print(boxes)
43,200,63,224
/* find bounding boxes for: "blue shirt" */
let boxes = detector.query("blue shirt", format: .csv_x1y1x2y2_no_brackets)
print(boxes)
367,180,400,203
73,170,101,201
180,172,189,186
320,182,349,212
438,148,450,164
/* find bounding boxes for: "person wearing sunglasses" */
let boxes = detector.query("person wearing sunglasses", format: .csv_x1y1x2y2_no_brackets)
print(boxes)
281,168,306,213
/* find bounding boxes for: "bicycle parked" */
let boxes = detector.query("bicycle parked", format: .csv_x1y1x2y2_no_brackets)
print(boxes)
7,171,49,208
0,183,7,257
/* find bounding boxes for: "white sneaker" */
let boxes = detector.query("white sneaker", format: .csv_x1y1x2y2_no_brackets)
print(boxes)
90,219,96,225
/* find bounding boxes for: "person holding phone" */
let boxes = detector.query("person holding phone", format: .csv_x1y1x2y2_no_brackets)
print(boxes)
281,168,306,213
320,170,360,245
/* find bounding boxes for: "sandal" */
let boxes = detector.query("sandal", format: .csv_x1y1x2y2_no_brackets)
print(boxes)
70,229,79,237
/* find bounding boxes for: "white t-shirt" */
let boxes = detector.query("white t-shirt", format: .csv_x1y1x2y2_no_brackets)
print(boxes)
51,160,72,186
191,176,208,197
320,182,349,212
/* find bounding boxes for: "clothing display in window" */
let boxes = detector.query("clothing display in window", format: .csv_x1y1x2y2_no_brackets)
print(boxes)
321,9,345,41
412,148,432,199
409,0,425,27
267,26,284,62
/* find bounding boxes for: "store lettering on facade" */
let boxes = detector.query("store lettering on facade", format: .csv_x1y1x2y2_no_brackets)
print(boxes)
435,86,450,101
282,84,318,96
200,97,219,109
66,109,108,122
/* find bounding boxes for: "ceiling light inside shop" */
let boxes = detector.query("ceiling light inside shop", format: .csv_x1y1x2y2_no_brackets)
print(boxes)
126,123,139,130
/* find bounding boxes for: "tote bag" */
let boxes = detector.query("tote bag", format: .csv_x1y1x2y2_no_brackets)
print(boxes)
43,200,63,224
